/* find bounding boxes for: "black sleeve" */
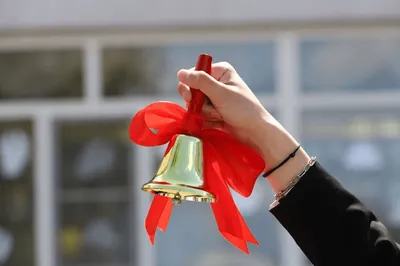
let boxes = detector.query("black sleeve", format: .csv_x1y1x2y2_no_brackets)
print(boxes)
270,162,400,266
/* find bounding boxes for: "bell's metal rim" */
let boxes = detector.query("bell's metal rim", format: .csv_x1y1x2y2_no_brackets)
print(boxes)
142,183,216,203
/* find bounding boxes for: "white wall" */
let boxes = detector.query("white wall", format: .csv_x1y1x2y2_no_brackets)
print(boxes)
1,0,400,30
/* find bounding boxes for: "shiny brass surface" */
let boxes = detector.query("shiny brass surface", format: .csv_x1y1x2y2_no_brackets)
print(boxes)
142,134,216,204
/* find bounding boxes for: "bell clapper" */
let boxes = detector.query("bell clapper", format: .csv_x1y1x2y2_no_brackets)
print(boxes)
172,192,182,205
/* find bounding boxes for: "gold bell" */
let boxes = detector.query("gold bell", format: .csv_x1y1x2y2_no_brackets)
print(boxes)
142,134,216,205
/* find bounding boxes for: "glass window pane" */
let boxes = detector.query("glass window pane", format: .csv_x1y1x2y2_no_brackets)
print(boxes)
151,147,280,266
0,121,33,266
58,121,130,189
60,202,130,265
300,37,400,93
57,120,133,266
103,43,275,96
0,50,83,99
301,110,400,242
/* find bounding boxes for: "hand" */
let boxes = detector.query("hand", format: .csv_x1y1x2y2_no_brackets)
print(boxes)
177,62,276,156
177,62,310,192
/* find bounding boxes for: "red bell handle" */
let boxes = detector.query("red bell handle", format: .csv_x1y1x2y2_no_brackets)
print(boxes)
187,54,212,114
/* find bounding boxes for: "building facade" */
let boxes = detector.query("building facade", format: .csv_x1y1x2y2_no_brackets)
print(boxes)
0,1,400,266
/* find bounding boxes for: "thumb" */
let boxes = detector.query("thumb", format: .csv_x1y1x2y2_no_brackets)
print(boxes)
177,69,223,99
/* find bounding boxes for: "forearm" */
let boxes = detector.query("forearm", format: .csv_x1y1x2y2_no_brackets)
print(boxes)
255,120,400,265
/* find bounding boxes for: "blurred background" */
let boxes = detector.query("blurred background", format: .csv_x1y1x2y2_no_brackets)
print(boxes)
1,0,400,266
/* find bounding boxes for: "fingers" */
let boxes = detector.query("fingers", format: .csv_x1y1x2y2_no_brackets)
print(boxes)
181,92,223,128
209,62,235,82
186,62,234,81
179,82,215,106
176,61,235,101
203,121,224,130
177,69,222,98
183,100,222,119
201,104,222,120
177,82,191,102
177,63,235,99
177,62,229,129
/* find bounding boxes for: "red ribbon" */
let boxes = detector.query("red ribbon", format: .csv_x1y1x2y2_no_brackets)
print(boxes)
129,101,265,253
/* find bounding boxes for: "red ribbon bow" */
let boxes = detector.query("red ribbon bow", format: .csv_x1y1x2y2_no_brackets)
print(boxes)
129,101,265,253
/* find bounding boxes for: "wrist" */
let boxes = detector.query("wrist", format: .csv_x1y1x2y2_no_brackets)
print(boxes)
252,119,296,165
252,119,311,193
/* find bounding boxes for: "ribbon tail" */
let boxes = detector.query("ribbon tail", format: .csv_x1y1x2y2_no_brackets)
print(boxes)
237,210,259,245
158,198,173,232
203,141,257,254
145,195,173,245
211,203,248,253
211,196,258,254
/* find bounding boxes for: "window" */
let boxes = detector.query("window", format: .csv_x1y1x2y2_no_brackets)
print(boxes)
300,37,400,93
0,121,34,266
151,140,279,266
0,50,83,100
301,110,400,241
56,119,134,266
103,42,275,96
